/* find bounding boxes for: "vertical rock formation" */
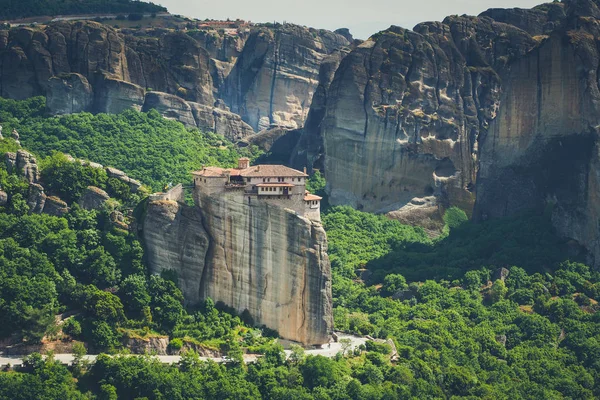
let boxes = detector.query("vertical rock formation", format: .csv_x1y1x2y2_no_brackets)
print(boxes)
142,189,332,345
0,20,348,138
294,0,600,263
310,19,536,214
474,0,600,265
222,25,350,131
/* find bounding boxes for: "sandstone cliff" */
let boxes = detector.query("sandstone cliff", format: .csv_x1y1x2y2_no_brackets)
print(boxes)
142,189,332,345
296,0,600,263
0,21,349,139
222,25,351,131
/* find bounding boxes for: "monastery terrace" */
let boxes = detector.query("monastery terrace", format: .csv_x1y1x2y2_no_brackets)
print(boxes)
193,158,322,221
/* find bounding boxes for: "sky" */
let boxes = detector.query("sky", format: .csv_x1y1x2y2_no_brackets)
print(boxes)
155,0,545,39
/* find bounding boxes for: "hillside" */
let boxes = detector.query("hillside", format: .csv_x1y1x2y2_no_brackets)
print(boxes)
0,97,260,191
2,0,600,399
0,0,166,20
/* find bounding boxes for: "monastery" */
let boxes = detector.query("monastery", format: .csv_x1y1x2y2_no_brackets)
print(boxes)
193,158,322,221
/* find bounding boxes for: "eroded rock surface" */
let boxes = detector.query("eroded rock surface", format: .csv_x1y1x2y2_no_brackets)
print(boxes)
142,191,332,345
222,25,350,131
79,186,110,210
295,0,600,263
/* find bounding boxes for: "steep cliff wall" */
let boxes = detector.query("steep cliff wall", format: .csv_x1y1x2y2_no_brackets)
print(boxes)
474,1,600,265
296,0,600,262
312,18,537,214
142,191,332,345
222,25,350,131
0,21,348,138
0,21,215,106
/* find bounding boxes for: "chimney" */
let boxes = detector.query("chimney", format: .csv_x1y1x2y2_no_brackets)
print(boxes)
303,167,307,174
238,157,250,169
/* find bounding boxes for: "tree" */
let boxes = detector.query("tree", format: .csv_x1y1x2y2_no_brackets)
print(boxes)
382,274,407,296
490,280,508,303
339,338,352,356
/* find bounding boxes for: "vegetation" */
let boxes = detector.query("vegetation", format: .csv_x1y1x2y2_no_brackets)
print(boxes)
1,97,600,398
0,0,166,20
0,97,261,191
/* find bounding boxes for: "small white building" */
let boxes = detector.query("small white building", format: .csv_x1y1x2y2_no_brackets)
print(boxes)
193,158,322,221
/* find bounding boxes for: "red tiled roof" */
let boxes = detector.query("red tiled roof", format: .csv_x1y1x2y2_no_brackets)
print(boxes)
240,164,307,178
193,164,307,178
304,193,322,201
192,167,228,177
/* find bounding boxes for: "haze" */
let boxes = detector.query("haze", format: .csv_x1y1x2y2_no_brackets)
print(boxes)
155,0,544,39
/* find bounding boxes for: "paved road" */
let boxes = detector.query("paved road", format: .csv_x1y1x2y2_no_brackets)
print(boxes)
0,333,367,367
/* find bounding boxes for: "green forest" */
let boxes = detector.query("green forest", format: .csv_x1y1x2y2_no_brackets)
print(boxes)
1,97,600,398
0,0,166,20
0,97,259,192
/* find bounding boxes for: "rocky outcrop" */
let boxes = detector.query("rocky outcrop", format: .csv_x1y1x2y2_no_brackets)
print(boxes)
222,25,351,131
93,73,146,114
46,73,93,115
43,196,69,216
16,150,39,183
142,190,332,345
79,186,110,210
27,183,46,213
189,102,255,141
106,167,142,192
0,190,7,206
123,335,170,355
143,91,197,128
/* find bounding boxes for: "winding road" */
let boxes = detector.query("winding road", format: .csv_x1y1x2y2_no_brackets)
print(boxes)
0,333,367,367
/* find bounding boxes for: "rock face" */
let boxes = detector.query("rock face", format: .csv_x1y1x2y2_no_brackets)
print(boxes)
142,189,332,345
46,73,93,115
222,25,351,131
294,0,600,263
78,186,110,210
309,19,537,214
473,1,600,266
0,20,348,138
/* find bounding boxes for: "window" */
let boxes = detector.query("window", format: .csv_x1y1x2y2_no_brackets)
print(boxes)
263,178,266,182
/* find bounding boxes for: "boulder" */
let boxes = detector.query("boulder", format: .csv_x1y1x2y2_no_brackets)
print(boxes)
78,186,110,210
189,102,255,141
16,150,39,183
0,190,7,206
46,73,93,115
93,74,145,114
106,167,126,178
143,92,197,128
27,183,46,213
43,196,69,216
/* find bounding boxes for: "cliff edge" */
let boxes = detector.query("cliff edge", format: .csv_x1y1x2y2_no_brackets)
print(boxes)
141,188,332,345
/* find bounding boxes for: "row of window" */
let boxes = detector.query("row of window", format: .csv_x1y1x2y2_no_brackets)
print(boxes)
260,187,283,192
259,177,303,183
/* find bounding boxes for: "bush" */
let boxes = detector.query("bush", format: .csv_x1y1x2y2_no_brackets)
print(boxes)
169,338,183,351
62,319,82,337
